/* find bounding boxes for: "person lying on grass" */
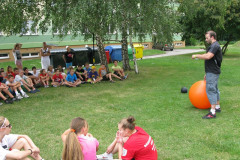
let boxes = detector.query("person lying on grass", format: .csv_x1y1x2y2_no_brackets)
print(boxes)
111,60,128,80
97,116,158,160
51,69,65,87
65,68,81,87
5,75,29,99
0,116,44,160
99,64,122,83
61,117,99,160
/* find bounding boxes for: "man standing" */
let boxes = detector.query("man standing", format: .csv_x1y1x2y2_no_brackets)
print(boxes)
192,31,222,119
40,42,51,70
63,46,74,69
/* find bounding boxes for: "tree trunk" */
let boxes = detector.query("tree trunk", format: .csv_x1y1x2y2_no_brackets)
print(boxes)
129,35,139,74
222,40,230,55
121,29,131,71
96,34,109,72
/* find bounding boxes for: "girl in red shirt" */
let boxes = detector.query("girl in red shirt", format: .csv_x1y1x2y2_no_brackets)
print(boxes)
97,116,158,160
6,66,15,78
39,69,49,88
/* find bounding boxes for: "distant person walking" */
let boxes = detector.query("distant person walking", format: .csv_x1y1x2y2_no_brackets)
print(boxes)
40,42,51,70
63,46,74,69
192,30,222,119
12,43,23,70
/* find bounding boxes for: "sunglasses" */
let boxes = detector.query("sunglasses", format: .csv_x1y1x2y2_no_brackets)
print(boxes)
5,124,12,128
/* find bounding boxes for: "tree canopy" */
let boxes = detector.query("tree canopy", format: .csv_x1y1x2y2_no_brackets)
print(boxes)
178,0,240,54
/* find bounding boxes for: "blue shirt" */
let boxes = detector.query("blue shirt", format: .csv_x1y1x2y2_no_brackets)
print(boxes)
66,73,77,82
84,67,92,74
88,71,99,79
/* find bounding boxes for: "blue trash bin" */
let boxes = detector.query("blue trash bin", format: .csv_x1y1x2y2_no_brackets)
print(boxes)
105,45,122,61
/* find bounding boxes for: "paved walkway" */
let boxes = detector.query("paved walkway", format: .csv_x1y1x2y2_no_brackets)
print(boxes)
142,49,204,59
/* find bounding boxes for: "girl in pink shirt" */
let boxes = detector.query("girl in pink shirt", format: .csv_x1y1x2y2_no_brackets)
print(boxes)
61,117,99,160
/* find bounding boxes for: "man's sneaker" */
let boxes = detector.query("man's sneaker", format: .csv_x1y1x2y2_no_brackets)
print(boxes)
0,102,3,106
4,99,13,104
124,74,128,79
29,90,36,93
34,89,40,92
96,152,113,160
216,108,221,112
202,112,216,119
12,97,20,101
16,94,23,99
22,93,29,98
53,85,58,87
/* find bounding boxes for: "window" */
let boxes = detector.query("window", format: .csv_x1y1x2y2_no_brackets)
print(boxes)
143,44,149,48
21,20,38,35
0,53,9,59
22,52,39,59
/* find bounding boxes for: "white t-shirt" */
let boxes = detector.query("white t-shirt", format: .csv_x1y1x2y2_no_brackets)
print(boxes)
0,134,18,160
14,75,27,85
41,48,50,61
30,71,40,78
5,80,16,86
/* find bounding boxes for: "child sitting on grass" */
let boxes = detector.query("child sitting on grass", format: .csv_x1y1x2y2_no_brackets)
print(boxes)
112,60,128,79
75,65,87,81
6,66,15,78
47,65,54,81
99,64,122,82
14,70,39,93
0,82,18,105
84,62,91,76
61,117,99,160
65,68,81,87
39,69,49,88
51,69,65,87
57,65,66,80
5,75,29,99
88,66,102,83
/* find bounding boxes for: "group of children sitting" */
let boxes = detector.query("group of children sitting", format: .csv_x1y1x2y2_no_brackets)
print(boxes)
0,60,128,106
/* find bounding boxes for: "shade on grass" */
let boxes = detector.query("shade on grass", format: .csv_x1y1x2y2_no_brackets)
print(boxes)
0,47,240,159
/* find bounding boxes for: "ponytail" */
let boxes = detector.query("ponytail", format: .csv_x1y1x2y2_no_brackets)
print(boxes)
62,131,83,160
119,116,136,131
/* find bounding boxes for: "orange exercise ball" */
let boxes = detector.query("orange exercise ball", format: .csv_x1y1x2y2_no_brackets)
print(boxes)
189,80,211,109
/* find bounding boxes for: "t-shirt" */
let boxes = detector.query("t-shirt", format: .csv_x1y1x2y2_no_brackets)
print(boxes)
112,65,122,73
98,67,107,77
205,41,222,74
6,72,15,78
41,48,50,61
24,72,33,76
75,68,85,78
5,80,16,86
122,126,158,160
77,135,99,160
14,75,27,85
84,67,92,74
13,50,21,61
88,71,98,79
66,73,77,82
0,134,18,160
64,51,74,63
30,71,40,78
52,74,63,83
39,73,48,79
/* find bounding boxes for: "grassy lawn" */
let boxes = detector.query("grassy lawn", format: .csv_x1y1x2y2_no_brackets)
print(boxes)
0,47,240,159
143,49,165,56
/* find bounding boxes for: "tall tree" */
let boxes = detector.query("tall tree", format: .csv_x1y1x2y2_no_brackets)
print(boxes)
178,0,240,55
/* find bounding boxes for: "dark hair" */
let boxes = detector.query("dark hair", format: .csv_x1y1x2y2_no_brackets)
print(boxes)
40,69,45,74
14,68,18,71
23,67,28,71
113,60,118,63
32,66,36,70
7,75,14,79
206,30,217,40
7,66,12,72
119,116,136,130
55,69,59,72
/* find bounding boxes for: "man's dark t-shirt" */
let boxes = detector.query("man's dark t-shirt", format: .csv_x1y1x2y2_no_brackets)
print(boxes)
24,72,33,76
64,50,74,63
205,41,222,74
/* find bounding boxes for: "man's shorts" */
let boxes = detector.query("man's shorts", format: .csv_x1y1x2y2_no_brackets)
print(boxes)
102,75,109,81
113,71,121,77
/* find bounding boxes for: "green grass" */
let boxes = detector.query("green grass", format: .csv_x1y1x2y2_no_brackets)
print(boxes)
143,49,165,56
1,47,240,159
